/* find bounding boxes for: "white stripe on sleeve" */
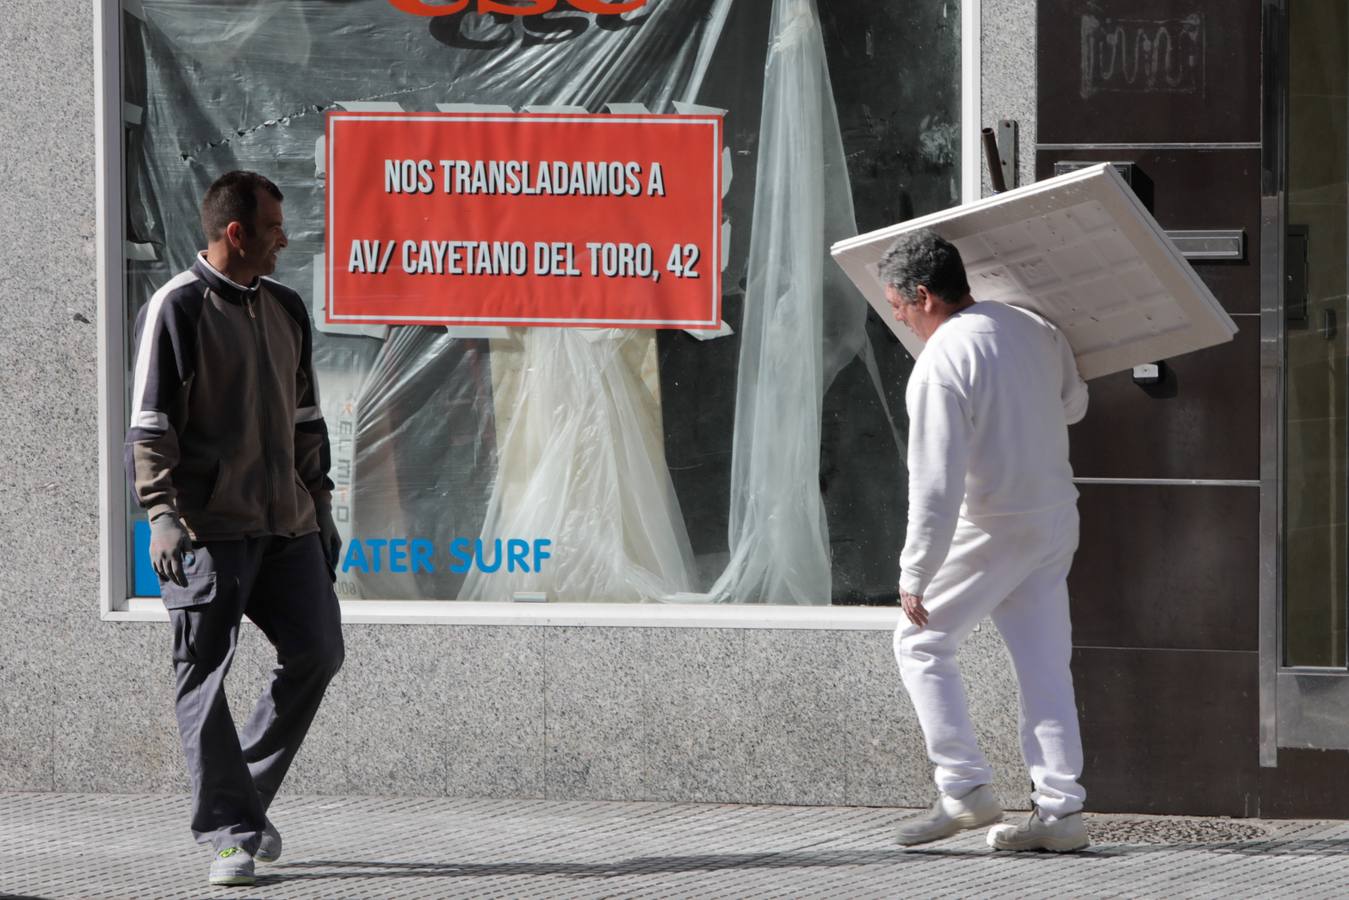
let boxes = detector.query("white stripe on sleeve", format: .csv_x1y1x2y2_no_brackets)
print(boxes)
133,410,169,431
129,269,200,429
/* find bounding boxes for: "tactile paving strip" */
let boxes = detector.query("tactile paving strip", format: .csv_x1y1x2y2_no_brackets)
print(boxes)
3,793,1349,899
1087,815,1271,846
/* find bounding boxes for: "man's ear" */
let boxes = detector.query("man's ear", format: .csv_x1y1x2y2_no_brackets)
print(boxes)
224,220,246,250
914,284,934,310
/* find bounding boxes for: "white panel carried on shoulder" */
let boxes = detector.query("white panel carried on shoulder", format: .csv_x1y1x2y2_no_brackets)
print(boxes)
829,163,1238,380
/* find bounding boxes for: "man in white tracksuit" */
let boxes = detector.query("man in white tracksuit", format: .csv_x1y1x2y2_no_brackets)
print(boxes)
882,230,1091,852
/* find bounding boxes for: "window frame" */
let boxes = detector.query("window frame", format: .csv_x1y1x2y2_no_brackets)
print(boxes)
95,0,981,627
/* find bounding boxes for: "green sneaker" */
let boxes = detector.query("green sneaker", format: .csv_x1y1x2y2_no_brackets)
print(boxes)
208,846,256,886
255,819,282,864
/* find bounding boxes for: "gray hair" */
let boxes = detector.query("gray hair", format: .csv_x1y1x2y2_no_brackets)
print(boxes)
877,230,970,304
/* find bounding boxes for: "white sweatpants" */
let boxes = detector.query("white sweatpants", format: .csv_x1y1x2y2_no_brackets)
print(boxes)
894,503,1086,820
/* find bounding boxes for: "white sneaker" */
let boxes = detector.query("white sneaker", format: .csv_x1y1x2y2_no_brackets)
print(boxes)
896,784,1003,846
208,846,256,886
987,809,1090,852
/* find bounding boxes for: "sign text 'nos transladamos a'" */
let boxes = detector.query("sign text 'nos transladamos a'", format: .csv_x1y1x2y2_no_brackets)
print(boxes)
324,111,723,329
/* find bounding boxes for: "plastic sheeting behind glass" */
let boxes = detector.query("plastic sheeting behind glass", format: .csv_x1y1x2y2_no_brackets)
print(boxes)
121,0,960,604
685,0,873,604
461,329,696,602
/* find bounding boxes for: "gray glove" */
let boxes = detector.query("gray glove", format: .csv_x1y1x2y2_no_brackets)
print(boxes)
316,506,342,582
149,511,192,587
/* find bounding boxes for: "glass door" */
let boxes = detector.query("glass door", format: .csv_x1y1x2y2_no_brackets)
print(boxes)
1284,0,1349,667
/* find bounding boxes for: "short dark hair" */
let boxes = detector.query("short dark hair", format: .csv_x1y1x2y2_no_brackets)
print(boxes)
877,230,970,305
200,171,283,242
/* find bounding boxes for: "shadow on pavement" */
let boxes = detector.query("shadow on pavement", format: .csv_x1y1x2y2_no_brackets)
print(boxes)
224,834,1349,886
271,846,1100,881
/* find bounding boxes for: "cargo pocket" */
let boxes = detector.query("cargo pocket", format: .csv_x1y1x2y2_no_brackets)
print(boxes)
170,592,227,666
159,546,219,610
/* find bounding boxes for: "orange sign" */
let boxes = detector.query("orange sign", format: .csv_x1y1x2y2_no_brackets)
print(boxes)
324,111,722,329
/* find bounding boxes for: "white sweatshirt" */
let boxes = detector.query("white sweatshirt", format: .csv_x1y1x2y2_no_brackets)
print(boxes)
899,302,1088,596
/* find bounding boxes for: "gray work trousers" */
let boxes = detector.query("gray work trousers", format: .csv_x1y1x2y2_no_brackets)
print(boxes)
164,532,344,854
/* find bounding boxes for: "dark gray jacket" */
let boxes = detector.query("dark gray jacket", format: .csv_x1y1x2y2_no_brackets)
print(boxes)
124,253,333,540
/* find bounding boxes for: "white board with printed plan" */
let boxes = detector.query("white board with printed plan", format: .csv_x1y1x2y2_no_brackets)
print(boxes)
829,163,1238,380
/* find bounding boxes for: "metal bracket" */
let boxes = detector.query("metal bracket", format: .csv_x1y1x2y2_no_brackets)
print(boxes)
997,119,1018,190
1285,224,1309,327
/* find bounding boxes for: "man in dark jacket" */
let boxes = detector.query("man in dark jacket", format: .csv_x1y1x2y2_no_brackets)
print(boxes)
125,170,344,887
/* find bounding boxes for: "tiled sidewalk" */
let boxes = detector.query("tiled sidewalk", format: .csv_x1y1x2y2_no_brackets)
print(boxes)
3,792,1348,899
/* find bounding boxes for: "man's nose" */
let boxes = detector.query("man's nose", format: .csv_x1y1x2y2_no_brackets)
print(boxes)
277,230,288,248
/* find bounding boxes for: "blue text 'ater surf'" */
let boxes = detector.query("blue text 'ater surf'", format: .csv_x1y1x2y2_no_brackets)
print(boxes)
341,538,553,574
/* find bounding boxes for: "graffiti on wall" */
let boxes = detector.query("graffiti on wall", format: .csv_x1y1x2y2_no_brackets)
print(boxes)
1079,13,1204,100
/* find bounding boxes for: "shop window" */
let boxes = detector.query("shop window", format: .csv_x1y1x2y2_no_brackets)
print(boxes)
111,0,967,607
